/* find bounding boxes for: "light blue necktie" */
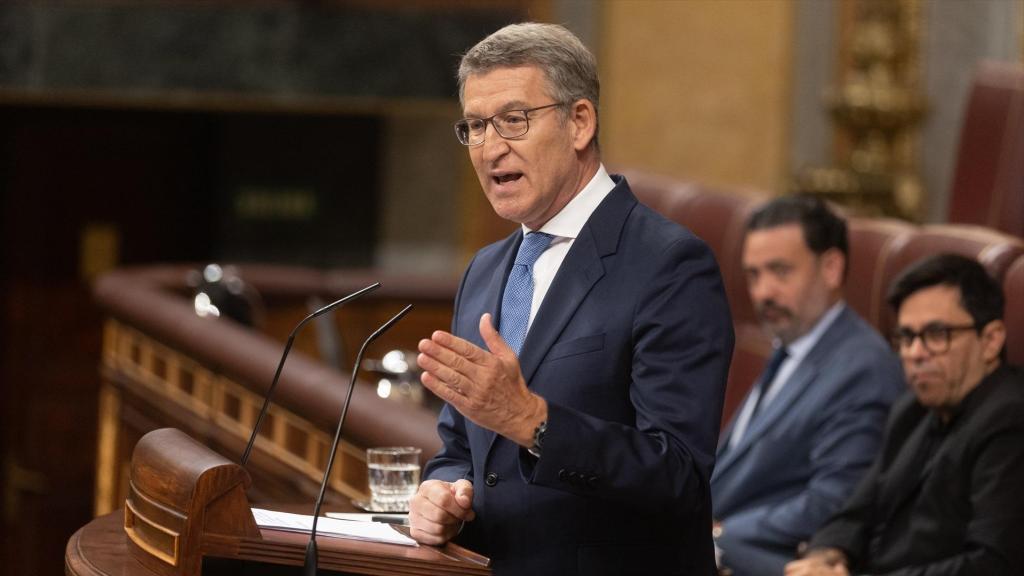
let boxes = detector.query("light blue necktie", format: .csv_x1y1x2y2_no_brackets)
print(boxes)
499,232,554,356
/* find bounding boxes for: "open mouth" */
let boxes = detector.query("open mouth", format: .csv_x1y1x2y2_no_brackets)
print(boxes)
493,173,523,185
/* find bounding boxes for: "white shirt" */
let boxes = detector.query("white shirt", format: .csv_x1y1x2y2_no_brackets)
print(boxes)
521,164,615,329
728,301,846,448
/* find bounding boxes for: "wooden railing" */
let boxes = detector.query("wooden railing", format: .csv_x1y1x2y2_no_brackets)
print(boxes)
92,264,458,515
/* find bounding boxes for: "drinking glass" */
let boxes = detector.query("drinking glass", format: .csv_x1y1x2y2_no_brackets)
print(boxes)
366,447,421,512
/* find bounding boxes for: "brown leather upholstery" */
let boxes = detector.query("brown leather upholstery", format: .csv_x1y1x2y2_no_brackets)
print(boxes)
1001,257,1024,366
878,224,1024,333
626,169,702,222
624,169,767,326
947,61,1024,238
846,218,916,327
674,186,767,326
625,168,1024,426
673,190,772,422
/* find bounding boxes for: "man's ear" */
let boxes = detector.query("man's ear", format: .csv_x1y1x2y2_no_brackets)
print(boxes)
980,319,1007,363
569,99,597,152
821,248,845,291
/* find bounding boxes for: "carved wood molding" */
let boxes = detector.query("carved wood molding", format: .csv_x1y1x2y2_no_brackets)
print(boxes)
92,264,455,512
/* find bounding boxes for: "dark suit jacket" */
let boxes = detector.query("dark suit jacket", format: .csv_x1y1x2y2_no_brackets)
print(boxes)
424,176,734,576
809,364,1024,575
711,306,904,576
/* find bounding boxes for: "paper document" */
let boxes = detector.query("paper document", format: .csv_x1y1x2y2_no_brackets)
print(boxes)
251,508,417,547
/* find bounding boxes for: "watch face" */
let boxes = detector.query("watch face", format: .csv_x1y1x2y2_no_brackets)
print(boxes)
529,420,547,458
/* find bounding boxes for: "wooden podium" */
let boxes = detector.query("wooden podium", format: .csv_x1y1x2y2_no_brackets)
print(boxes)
67,428,490,576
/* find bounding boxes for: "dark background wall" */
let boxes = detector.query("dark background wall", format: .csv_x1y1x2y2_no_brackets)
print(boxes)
0,3,522,574
0,3,504,98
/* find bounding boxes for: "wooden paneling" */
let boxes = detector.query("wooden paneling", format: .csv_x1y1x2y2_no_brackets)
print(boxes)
96,320,376,513
600,0,795,192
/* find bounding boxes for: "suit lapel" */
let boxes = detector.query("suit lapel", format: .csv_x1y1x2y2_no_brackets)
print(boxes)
519,180,633,383
740,363,817,448
465,232,520,455
715,307,856,476
715,363,819,478
876,414,937,523
481,179,635,459
517,226,605,385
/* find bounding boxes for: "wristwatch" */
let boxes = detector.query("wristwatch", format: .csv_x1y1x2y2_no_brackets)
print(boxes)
527,420,547,458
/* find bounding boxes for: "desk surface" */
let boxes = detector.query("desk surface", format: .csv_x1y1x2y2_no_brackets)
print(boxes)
66,511,150,576
66,509,490,576
64,501,366,576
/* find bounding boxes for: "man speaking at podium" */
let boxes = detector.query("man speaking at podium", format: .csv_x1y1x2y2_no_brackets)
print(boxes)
408,23,734,575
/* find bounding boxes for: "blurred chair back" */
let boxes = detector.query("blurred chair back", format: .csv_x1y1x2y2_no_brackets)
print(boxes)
1001,256,1024,366
846,218,916,328
947,60,1024,238
877,225,1024,333
624,167,1024,428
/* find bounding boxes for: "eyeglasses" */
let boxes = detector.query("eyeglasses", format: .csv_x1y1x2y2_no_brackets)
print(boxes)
891,323,978,355
454,102,566,146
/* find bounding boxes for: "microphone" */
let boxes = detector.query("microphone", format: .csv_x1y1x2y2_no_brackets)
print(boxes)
240,282,381,466
304,304,414,576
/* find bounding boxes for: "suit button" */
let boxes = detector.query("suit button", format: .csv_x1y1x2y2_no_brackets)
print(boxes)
587,475,598,489
567,471,580,485
484,472,499,487
558,469,569,482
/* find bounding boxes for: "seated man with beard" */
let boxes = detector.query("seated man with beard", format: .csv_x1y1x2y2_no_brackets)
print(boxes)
712,196,905,576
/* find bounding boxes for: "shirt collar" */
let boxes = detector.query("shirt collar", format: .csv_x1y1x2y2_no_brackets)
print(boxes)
778,301,846,361
522,164,615,239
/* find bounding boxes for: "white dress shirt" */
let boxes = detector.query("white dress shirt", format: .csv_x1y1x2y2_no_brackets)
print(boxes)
520,164,615,329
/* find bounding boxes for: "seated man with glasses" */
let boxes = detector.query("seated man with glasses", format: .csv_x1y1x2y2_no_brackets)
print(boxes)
785,254,1024,576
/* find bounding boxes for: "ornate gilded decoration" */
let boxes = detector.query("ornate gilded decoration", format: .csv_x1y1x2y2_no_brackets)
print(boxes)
794,0,926,220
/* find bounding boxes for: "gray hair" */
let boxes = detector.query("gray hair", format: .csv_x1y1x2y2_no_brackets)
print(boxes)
458,22,600,143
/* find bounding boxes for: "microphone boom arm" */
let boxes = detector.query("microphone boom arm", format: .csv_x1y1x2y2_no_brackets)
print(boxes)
240,282,381,466
304,304,414,576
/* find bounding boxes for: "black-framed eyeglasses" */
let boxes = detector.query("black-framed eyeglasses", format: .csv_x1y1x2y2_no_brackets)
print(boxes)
454,102,566,146
891,323,979,355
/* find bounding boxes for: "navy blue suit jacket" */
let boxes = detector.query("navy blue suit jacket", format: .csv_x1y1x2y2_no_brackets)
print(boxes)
711,306,904,576
424,176,734,575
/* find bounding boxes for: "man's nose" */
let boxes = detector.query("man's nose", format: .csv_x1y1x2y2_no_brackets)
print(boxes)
903,334,930,359
480,123,510,161
748,277,773,303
